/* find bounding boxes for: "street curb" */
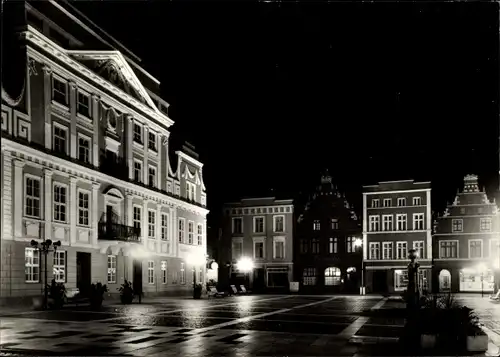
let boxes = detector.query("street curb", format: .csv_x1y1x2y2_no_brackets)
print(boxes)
348,335,399,345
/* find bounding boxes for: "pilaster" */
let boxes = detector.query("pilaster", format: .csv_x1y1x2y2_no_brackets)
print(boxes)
426,190,432,260
157,135,163,189
126,194,134,227
126,116,133,180
164,133,170,190
13,159,26,238
156,203,163,253
92,182,101,246
69,81,77,159
69,176,78,245
43,169,53,240
143,126,149,185
2,152,14,240
171,206,177,257
42,65,53,150
143,198,149,248
91,94,100,166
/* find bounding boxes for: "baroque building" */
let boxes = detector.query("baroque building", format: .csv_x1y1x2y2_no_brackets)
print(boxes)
0,1,208,303
219,197,294,292
433,174,499,293
296,171,362,293
363,180,432,294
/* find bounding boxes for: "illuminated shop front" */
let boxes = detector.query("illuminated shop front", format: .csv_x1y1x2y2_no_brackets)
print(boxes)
394,269,429,292
459,267,494,292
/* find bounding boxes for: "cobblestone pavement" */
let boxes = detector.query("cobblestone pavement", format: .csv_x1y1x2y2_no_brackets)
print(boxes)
0,294,495,356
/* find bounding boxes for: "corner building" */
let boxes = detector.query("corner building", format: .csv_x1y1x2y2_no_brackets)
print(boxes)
363,180,432,294
0,1,208,303
433,175,499,293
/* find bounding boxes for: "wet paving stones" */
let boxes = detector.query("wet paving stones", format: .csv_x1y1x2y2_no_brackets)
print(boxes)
222,319,348,334
355,325,403,338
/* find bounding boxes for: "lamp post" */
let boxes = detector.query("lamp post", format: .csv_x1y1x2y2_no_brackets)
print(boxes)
31,239,61,310
478,263,487,298
407,249,420,311
353,238,364,295
236,257,254,289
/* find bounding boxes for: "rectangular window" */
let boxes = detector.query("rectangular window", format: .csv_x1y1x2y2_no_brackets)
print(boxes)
469,240,483,259
161,213,169,241
232,240,243,260
133,206,142,231
77,90,90,117
382,215,393,231
53,125,67,154
413,213,424,230
395,269,409,292
232,217,243,234
148,132,157,151
133,123,143,143
254,242,264,259
134,160,142,182
107,255,116,283
186,181,196,201
78,135,90,164
331,219,338,230
396,242,408,259
312,238,320,254
178,218,185,243
161,260,167,284
197,224,203,245
147,260,155,284
274,238,285,259
329,237,338,254
382,242,393,260
25,247,40,282
452,219,463,232
369,215,380,231
52,77,67,105
369,242,380,260
254,217,264,233
439,240,458,258
25,176,41,218
371,199,380,208
383,198,391,207
313,220,320,230
188,221,194,244
346,237,354,253
148,166,156,187
303,268,317,286
396,214,407,231
480,218,492,232
148,210,156,239
180,263,186,284
53,250,66,283
78,190,90,226
413,241,424,259
274,215,284,232
53,184,67,222
397,197,406,207
413,197,422,206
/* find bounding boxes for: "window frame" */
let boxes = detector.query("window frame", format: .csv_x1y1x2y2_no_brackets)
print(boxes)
369,242,380,260
273,236,286,259
147,260,155,284
148,165,157,187
25,247,40,283
480,218,492,232
24,174,42,218
232,217,243,234
273,215,285,233
253,237,265,259
180,262,186,284
148,209,156,239
396,241,408,260
383,198,391,207
133,205,142,231
452,219,463,233
232,237,243,261
53,182,68,223
396,214,407,231
77,188,90,227
161,260,167,284
382,214,393,231
107,255,117,283
52,74,68,107
77,132,91,164
178,217,186,243
253,216,265,233
133,122,144,144
76,88,91,118
161,213,169,241
313,220,320,231
187,221,194,244
439,240,459,259
53,122,69,155
397,197,406,207
148,131,157,152
413,197,422,206
197,224,203,245
371,199,380,208
133,159,142,183
468,239,483,259
382,242,393,260
53,250,66,283
413,240,424,259
369,215,380,232
413,213,424,230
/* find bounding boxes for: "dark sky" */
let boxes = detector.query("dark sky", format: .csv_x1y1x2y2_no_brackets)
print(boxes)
73,1,498,222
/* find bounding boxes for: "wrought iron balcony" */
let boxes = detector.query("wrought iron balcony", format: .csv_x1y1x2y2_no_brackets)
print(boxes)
98,222,141,243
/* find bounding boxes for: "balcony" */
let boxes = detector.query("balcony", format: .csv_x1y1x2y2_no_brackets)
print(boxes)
98,222,141,243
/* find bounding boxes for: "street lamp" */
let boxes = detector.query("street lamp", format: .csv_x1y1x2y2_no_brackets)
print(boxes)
186,252,206,299
478,263,487,298
353,238,364,295
237,257,254,288
31,239,61,310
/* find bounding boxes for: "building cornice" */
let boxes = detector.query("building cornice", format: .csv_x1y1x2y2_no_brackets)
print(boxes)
363,188,431,195
2,137,208,216
176,151,203,168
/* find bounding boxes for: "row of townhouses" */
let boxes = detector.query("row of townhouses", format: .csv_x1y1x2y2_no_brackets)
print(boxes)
1,1,209,304
218,173,500,295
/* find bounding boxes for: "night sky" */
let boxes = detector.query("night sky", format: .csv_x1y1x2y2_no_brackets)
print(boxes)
72,1,498,226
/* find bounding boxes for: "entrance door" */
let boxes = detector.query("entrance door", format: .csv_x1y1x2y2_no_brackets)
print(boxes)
439,269,451,292
76,252,91,297
253,268,265,292
133,260,143,294
373,270,388,293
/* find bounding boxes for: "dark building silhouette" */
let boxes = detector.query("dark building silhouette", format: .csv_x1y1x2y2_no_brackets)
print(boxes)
295,171,362,293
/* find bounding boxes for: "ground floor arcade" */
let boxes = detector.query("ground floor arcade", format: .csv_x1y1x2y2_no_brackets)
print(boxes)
432,260,498,294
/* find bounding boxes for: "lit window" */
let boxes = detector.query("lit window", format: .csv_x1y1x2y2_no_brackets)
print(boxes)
25,248,40,283
325,267,341,286
346,237,354,253
303,268,317,286
161,260,167,284
312,238,320,254
107,255,116,283
180,262,186,284
148,260,155,284
313,220,320,230
53,250,66,283
329,237,338,254
331,219,338,230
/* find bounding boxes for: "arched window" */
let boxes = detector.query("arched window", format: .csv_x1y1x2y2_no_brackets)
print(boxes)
325,267,341,286
303,268,317,286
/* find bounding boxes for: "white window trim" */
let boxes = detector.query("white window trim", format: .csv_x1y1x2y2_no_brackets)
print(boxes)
147,209,156,239
383,198,392,207
382,214,393,231
77,132,92,164
394,270,407,292
186,181,196,201
232,237,243,261
197,223,203,245
161,260,167,284
490,239,500,259
107,255,117,284
178,217,186,243
397,197,406,207
187,220,194,244
273,215,285,233
52,74,69,107
413,240,425,258
480,218,492,232
273,236,286,259
369,242,380,260
413,197,422,206
452,218,463,233
313,220,321,230
77,188,91,227
369,215,380,231
148,260,155,284
253,236,266,259
53,121,69,155
412,213,424,231
382,242,393,260
53,182,68,223
371,199,380,208
133,122,144,144
133,159,143,182
76,88,91,119
24,174,42,219
147,165,157,187
253,216,265,234
232,217,243,234
396,214,407,231
439,239,459,259
25,247,40,283
161,213,169,241
396,241,408,260
468,238,483,259
53,250,66,283
133,204,142,230
148,131,158,152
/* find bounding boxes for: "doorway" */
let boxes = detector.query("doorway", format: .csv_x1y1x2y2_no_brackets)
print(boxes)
133,260,143,294
76,252,91,297
439,269,451,292
372,270,388,293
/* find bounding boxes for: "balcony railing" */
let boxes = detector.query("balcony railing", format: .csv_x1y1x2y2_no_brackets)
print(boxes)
98,222,141,243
